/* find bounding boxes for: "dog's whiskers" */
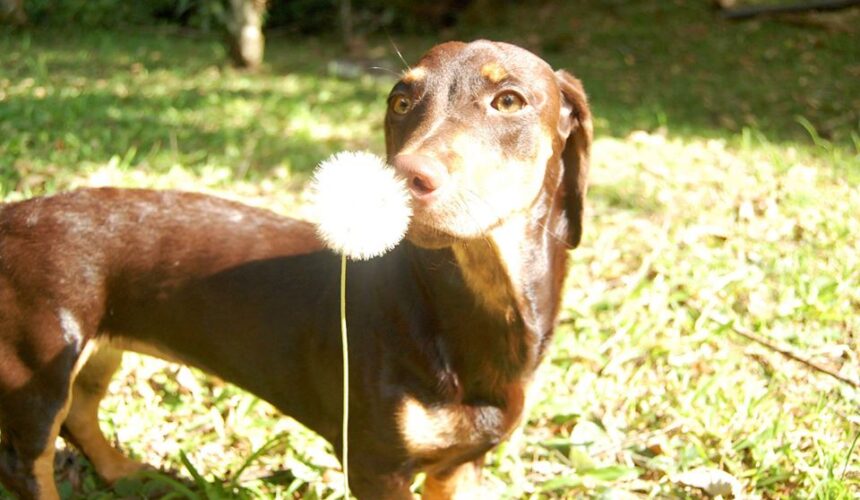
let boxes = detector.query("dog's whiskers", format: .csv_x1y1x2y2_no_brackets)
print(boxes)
370,66,404,78
461,187,569,247
387,34,411,72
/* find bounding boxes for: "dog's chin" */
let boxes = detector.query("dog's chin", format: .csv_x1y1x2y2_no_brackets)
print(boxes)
405,215,500,249
405,223,458,249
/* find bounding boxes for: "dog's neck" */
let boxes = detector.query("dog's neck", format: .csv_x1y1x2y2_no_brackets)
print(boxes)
437,196,569,392
451,193,569,342
451,218,534,324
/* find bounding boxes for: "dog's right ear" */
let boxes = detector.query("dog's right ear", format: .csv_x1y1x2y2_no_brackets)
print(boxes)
555,70,592,249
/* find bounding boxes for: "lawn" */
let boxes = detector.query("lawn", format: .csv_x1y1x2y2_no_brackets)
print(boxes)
0,1,858,498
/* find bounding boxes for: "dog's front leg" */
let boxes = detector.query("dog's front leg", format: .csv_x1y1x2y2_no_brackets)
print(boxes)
347,466,414,500
422,458,483,500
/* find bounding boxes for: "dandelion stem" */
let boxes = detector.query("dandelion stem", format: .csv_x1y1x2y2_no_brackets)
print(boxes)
340,254,350,498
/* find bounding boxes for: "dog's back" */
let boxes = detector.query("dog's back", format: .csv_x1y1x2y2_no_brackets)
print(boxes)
0,188,325,499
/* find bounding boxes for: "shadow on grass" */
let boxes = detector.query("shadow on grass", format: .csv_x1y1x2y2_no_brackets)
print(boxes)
10,446,308,499
38,449,301,500
0,0,857,192
0,28,389,192
2,87,351,174
449,0,859,147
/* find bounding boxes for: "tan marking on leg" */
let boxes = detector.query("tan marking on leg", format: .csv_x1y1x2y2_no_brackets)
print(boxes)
480,62,507,83
398,397,502,457
399,396,464,455
30,455,60,500
422,461,482,500
63,344,146,483
30,340,96,500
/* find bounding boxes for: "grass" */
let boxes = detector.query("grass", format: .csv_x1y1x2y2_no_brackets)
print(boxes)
1,1,858,498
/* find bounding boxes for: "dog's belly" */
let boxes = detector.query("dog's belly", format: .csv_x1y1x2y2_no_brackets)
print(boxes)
105,336,186,365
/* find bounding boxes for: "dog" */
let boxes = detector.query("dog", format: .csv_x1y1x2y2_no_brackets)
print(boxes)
0,40,591,499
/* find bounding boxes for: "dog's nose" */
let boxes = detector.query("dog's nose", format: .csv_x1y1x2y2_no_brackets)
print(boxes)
391,154,448,201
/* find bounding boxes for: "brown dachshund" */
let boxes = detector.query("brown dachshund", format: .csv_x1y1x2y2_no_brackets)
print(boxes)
0,40,591,499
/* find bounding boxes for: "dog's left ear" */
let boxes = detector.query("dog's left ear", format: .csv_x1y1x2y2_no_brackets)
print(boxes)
555,70,592,249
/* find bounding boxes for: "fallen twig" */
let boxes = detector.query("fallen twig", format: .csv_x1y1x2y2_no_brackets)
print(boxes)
721,0,860,20
718,318,860,389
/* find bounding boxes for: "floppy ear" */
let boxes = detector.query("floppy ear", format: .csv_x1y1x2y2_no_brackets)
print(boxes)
555,70,592,249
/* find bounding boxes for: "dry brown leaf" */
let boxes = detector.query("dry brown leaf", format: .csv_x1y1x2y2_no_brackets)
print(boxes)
672,467,743,498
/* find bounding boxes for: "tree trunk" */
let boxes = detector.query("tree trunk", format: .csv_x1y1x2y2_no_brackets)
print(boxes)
340,0,353,51
0,0,27,25
226,0,268,69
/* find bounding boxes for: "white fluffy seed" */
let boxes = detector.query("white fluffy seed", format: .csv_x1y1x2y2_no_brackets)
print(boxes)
309,151,412,260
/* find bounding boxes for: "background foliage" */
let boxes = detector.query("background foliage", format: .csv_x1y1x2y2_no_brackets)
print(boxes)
18,0,484,32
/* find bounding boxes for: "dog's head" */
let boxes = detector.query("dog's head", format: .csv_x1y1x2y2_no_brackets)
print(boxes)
385,40,592,249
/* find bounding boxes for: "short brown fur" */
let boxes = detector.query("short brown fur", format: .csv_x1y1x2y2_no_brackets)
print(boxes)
0,40,591,499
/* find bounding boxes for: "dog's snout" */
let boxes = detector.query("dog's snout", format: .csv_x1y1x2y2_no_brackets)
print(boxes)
392,154,448,201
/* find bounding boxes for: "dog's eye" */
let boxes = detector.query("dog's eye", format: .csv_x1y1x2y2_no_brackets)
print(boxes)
491,91,525,113
389,95,413,115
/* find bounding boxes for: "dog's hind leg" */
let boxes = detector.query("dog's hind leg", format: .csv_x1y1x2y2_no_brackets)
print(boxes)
61,344,147,485
0,312,95,500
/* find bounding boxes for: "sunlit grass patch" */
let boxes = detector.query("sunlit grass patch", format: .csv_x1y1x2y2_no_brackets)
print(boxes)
535,133,860,498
